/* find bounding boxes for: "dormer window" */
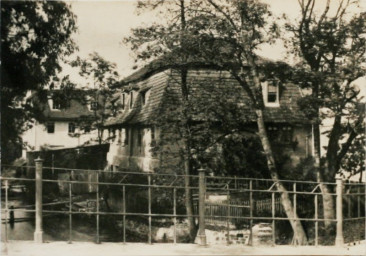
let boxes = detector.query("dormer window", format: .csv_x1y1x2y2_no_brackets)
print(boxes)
262,80,279,107
51,96,69,110
52,98,62,110
268,83,277,103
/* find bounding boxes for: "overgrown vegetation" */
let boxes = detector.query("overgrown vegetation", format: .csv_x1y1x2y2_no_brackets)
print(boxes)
1,1,77,163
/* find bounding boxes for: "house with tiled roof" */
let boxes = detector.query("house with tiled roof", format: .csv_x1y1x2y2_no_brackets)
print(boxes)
22,90,97,157
103,62,313,173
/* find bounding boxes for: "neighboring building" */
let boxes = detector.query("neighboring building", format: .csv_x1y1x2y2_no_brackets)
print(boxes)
104,63,313,173
22,90,97,157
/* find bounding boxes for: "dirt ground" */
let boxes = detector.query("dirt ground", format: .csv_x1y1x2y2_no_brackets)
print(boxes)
1,240,365,256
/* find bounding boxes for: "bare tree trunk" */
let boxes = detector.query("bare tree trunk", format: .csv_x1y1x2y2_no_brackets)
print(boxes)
359,171,363,183
183,151,197,242
313,124,335,232
256,110,308,245
180,63,197,241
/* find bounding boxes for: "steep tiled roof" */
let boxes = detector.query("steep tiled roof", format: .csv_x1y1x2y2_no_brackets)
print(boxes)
115,55,276,87
104,71,170,126
104,68,309,127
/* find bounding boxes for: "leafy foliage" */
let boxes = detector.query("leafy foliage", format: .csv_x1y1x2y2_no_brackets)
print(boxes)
1,1,77,163
150,74,271,177
340,131,365,181
72,52,120,144
286,0,366,180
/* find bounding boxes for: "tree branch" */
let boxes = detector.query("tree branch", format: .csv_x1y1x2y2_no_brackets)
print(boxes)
206,0,239,32
337,112,365,168
318,0,330,27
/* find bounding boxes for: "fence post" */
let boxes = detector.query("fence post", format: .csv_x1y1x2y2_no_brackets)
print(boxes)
96,171,100,244
271,191,275,246
148,172,152,245
4,180,9,243
68,182,72,244
173,187,177,245
293,183,297,246
335,178,344,246
314,194,318,246
197,168,207,246
226,186,230,245
123,185,126,244
34,157,44,243
249,180,253,246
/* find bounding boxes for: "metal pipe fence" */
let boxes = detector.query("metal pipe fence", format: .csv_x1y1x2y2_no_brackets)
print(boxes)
1,162,365,246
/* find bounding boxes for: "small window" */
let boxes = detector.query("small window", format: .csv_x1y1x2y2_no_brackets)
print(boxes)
267,125,292,144
121,93,125,109
52,97,69,110
137,129,143,147
129,92,133,108
141,92,146,105
47,122,55,133
124,128,129,145
281,126,293,143
267,83,278,103
68,123,75,134
151,127,155,141
108,128,115,140
52,98,62,110
262,80,279,107
90,101,98,111
84,126,91,133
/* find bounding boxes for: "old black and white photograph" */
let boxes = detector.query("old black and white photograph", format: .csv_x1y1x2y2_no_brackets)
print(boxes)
1,0,365,255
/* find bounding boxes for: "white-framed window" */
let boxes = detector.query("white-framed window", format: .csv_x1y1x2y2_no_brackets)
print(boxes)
51,97,69,110
262,80,280,107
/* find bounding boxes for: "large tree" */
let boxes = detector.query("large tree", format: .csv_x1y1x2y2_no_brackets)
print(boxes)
72,52,120,144
185,0,308,244
125,0,308,244
286,0,366,233
1,1,77,163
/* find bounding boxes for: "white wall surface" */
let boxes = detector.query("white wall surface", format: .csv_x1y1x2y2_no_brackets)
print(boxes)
22,120,97,157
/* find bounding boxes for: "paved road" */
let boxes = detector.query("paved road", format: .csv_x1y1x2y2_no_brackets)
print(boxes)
1,241,365,256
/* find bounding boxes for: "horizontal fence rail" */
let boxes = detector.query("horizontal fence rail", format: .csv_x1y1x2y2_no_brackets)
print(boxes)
1,162,365,246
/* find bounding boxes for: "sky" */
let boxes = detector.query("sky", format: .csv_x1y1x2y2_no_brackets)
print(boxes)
65,0,366,94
